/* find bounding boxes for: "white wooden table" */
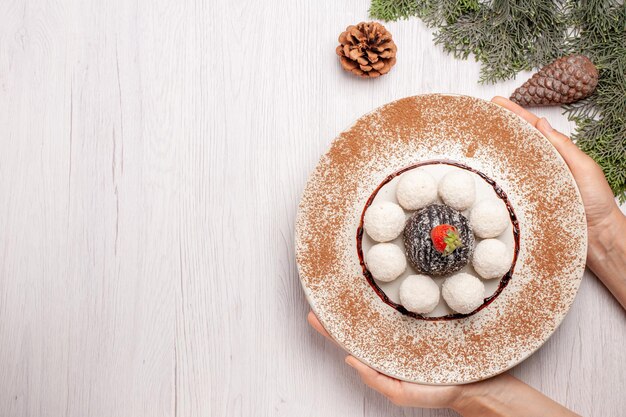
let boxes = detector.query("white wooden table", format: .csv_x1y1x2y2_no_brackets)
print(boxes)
1,1,624,416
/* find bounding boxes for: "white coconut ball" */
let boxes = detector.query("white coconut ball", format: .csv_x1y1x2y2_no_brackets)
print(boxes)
470,199,509,238
363,201,406,242
442,273,485,314
396,169,438,210
473,239,512,280
365,243,407,282
438,170,476,211
399,274,440,314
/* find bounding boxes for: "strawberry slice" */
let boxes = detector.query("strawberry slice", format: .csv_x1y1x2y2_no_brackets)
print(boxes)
430,224,463,256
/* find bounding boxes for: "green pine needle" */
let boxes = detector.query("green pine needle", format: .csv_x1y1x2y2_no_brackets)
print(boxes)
564,0,626,202
369,0,626,201
369,0,419,21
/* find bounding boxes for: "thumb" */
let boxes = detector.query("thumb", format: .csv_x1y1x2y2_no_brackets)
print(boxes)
536,117,588,169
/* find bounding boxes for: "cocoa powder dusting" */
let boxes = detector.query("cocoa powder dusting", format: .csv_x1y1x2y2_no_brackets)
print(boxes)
295,95,586,384
465,140,478,157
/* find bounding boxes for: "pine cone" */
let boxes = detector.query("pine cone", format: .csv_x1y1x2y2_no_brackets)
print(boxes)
336,22,397,78
510,55,598,107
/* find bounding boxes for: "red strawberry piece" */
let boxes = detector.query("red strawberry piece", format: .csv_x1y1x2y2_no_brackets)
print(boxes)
430,224,463,256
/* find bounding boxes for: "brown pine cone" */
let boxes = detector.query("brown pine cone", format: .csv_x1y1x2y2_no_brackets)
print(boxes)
336,22,397,78
510,55,598,107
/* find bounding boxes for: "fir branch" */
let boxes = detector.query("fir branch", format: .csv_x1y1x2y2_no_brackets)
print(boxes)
370,0,481,25
564,0,626,201
368,0,626,201
434,0,568,83
369,0,419,21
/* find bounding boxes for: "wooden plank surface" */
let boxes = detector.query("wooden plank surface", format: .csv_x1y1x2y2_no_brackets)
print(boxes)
0,1,624,416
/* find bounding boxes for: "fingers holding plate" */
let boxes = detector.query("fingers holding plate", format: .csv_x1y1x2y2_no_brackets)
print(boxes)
491,96,540,127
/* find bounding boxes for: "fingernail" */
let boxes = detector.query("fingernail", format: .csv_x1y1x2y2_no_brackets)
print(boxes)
345,356,355,368
539,117,554,133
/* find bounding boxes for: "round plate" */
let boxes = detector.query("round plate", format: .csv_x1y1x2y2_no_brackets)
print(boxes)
295,95,587,384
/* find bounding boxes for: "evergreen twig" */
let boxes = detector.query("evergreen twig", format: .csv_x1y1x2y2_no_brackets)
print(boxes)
369,0,626,201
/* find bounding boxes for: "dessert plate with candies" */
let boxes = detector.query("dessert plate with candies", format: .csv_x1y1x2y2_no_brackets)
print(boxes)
295,94,587,384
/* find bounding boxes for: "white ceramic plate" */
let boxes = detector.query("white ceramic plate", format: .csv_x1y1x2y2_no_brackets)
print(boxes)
296,95,587,384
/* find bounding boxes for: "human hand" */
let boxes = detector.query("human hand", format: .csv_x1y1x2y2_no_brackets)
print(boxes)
307,311,465,409
492,97,626,308
491,97,619,235
491,97,624,257
307,311,580,416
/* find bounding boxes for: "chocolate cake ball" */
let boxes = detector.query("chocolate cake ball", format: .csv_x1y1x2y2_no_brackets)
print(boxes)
403,204,474,276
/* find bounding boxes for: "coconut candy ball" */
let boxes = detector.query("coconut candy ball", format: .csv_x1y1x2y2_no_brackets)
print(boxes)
438,170,476,211
470,199,509,238
363,201,406,242
396,169,438,211
442,273,485,314
399,274,440,314
365,243,407,282
473,239,512,280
